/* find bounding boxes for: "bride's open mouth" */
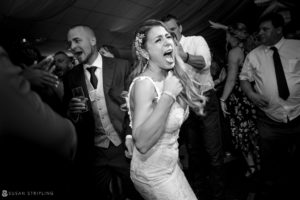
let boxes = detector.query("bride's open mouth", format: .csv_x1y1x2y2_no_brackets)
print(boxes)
163,49,174,64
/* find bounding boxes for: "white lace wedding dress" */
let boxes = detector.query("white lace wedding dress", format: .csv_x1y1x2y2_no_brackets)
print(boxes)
126,76,197,200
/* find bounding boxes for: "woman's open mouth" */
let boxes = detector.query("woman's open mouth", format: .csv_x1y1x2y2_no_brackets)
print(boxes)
163,49,174,64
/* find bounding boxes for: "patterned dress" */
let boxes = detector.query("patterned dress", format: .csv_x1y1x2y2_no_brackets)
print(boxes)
126,76,197,200
226,66,260,166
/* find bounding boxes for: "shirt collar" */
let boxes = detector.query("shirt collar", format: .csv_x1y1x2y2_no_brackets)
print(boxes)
264,37,285,53
274,37,285,50
84,53,103,69
179,35,186,44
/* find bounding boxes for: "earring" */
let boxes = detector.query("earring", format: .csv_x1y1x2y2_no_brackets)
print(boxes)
140,49,149,61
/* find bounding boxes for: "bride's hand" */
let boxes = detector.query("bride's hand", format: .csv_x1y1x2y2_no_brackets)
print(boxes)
163,71,182,98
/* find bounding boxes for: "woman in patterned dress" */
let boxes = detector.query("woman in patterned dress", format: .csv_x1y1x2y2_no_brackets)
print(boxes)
219,23,261,177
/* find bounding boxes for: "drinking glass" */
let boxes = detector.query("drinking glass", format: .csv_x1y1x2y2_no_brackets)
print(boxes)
72,87,88,112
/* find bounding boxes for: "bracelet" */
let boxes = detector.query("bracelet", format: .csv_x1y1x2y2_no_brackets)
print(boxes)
220,98,226,102
162,91,176,102
185,53,189,63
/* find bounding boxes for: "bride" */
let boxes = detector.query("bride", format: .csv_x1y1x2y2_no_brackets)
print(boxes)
125,19,206,200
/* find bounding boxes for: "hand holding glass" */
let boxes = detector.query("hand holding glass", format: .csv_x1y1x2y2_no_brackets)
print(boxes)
72,87,88,113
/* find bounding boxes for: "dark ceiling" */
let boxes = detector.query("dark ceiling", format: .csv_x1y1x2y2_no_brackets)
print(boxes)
0,0,298,60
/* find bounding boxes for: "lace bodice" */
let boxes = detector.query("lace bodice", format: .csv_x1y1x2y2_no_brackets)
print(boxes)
126,76,188,134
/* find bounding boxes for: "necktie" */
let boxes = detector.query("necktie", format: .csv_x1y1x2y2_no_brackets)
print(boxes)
87,66,98,89
270,46,289,100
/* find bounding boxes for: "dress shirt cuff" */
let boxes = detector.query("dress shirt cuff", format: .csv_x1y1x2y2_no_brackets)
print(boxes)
125,135,133,140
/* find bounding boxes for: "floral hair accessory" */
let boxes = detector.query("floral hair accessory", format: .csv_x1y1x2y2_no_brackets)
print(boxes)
134,33,145,60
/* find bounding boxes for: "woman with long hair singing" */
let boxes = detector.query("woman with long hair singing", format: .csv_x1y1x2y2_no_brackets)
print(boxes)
125,19,206,200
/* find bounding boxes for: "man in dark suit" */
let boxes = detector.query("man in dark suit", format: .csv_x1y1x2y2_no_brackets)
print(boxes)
64,25,139,200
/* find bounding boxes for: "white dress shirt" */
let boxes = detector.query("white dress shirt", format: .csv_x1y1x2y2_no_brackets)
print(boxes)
240,38,300,122
180,35,214,92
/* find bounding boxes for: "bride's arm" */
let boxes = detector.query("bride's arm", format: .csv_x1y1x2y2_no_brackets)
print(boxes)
131,78,174,154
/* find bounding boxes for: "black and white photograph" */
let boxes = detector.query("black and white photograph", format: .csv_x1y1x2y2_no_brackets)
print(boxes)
1,0,299,199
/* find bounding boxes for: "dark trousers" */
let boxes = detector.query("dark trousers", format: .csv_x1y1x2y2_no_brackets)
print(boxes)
180,89,225,200
256,110,300,200
94,143,142,200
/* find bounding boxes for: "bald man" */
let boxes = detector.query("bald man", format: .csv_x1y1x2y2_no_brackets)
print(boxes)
64,25,140,200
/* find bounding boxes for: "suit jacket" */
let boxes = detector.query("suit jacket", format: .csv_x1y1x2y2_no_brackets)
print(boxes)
63,56,132,163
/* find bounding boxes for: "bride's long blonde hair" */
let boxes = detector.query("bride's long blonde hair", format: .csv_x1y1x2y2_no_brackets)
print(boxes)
130,19,207,115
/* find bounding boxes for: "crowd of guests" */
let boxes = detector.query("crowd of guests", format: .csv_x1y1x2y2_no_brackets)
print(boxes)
209,12,300,200
1,9,299,200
